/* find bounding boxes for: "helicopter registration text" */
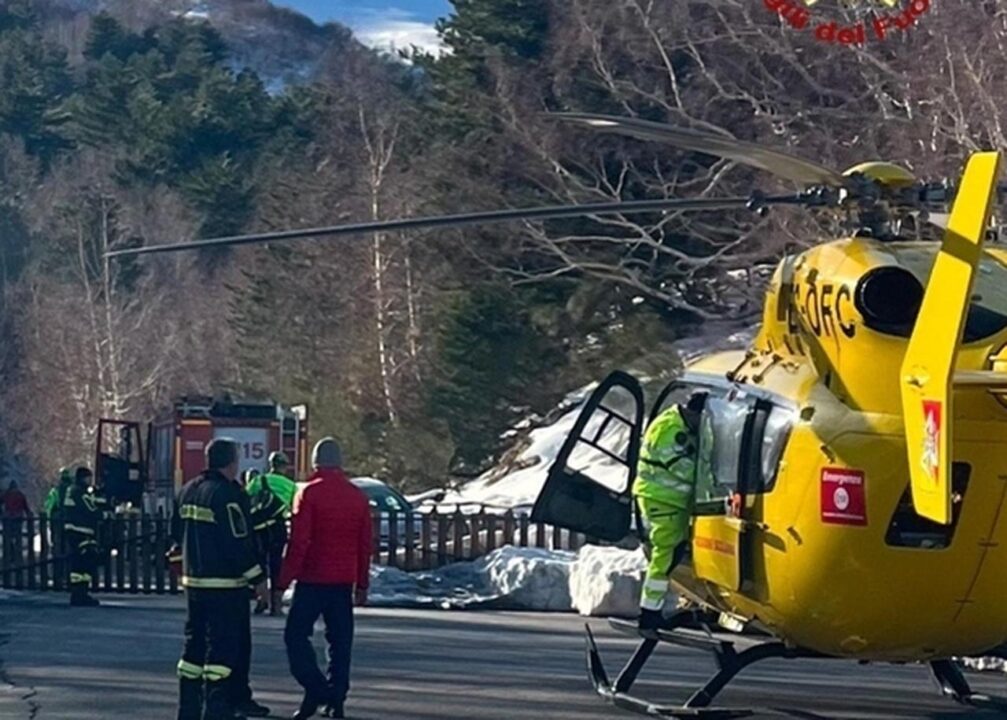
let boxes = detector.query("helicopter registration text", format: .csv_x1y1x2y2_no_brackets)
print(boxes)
821,468,867,526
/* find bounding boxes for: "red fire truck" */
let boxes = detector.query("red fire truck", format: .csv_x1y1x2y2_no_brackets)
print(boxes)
95,395,309,512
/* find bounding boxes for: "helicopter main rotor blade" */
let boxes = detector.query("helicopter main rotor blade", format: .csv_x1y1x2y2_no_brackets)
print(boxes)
550,113,845,188
105,194,803,259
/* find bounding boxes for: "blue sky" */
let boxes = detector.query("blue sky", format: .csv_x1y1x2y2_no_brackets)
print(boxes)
278,1,453,53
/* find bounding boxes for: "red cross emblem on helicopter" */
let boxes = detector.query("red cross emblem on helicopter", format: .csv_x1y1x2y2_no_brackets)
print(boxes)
921,400,942,483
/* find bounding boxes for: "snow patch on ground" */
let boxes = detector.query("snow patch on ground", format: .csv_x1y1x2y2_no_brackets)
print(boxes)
285,545,645,614
570,545,647,618
366,546,575,610
959,656,1007,673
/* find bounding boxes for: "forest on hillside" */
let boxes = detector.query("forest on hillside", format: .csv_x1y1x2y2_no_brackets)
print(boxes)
0,0,1004,500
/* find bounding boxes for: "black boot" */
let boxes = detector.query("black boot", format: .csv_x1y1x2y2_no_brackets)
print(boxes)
291,693,320,720
177,678,202,720
234,698,270,717
638,608,663,637
320,703,344,718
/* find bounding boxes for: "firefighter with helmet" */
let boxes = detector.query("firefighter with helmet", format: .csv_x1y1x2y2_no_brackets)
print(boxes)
63,466,101,607
634,391,708,633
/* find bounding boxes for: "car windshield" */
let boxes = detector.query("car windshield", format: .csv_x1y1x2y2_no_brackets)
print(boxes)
363,484,410,513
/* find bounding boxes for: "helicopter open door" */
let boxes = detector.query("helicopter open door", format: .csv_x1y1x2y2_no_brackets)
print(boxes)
530,371,645,542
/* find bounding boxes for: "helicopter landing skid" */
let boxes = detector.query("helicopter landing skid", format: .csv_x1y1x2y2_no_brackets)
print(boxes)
584,612,820,718
929,659,1007,711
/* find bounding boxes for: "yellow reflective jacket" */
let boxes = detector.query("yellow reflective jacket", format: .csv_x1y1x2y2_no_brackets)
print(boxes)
633,405,699,508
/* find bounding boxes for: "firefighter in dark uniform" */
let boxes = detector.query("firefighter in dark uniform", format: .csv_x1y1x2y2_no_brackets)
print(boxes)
247,470,288,616
63,466,101,607
171,439,270,720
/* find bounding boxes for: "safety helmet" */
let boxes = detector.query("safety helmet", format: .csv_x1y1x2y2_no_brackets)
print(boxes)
268,451,289,468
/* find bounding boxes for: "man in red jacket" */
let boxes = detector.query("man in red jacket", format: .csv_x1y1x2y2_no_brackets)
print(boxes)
279,437,372,720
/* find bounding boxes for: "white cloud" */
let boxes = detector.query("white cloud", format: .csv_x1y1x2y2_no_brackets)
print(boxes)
351,8,449,58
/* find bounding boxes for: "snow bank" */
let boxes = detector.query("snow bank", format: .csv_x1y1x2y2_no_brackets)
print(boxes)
285,544,647,614
479,546,573,610
570,545,647,618
283,547,576,611
959,656,1007,673
370,546,575,610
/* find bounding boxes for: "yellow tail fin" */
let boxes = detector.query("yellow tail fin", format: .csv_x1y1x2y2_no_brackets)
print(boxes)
901,152,1001,524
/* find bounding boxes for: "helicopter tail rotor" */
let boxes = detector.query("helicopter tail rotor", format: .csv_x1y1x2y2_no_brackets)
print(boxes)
900,151,1002,525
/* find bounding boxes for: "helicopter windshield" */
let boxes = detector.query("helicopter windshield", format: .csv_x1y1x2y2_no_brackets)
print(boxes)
886,244,1007,342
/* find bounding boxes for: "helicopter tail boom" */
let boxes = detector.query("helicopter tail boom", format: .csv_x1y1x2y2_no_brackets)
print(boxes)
900,152,1002,525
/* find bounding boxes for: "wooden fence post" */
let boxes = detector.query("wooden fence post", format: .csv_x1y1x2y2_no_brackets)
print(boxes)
128,516,139,593
103,518,114,592
535,520,546,549
26,516,37,591
469,513,481,560
371,511,381,565
155,512,166,594
503,511,515,548
452,510,464,562
2,518,10,589
485,514,497,554
387,511,399,569
436,513,448,568
116,518,126,591
141,513,152,593
519,514,529,549
420,514,432,571
40,514,50,591
404,512,415,571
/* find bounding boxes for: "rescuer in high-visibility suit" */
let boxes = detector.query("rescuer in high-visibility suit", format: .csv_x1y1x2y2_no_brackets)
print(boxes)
44,467,72,518
171,439,269,720
634,391,707,632
63,466,101,607
44,467,72,558
246,451,295,615
247,470,288,616
247,451,297,513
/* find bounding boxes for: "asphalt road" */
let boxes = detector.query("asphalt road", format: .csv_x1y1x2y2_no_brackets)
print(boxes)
1,592,1007,719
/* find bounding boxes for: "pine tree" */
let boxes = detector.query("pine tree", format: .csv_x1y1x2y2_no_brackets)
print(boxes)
428,285,564,470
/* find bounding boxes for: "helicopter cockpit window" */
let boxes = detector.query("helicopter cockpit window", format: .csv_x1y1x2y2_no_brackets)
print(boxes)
695,394,750,505
758,405,796,492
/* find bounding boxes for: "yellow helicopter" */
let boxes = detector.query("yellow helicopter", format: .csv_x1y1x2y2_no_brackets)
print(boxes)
108,114,1007,717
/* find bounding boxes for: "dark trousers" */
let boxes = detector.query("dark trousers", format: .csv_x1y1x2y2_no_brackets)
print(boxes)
178,588,248,720
67,531,97,595
255,526,287,587
284,583,354,705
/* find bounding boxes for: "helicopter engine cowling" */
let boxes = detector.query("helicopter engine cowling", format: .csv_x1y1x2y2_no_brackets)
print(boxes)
755,240,931,415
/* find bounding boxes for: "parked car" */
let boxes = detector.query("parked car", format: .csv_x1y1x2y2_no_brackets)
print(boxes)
351,477,422,551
